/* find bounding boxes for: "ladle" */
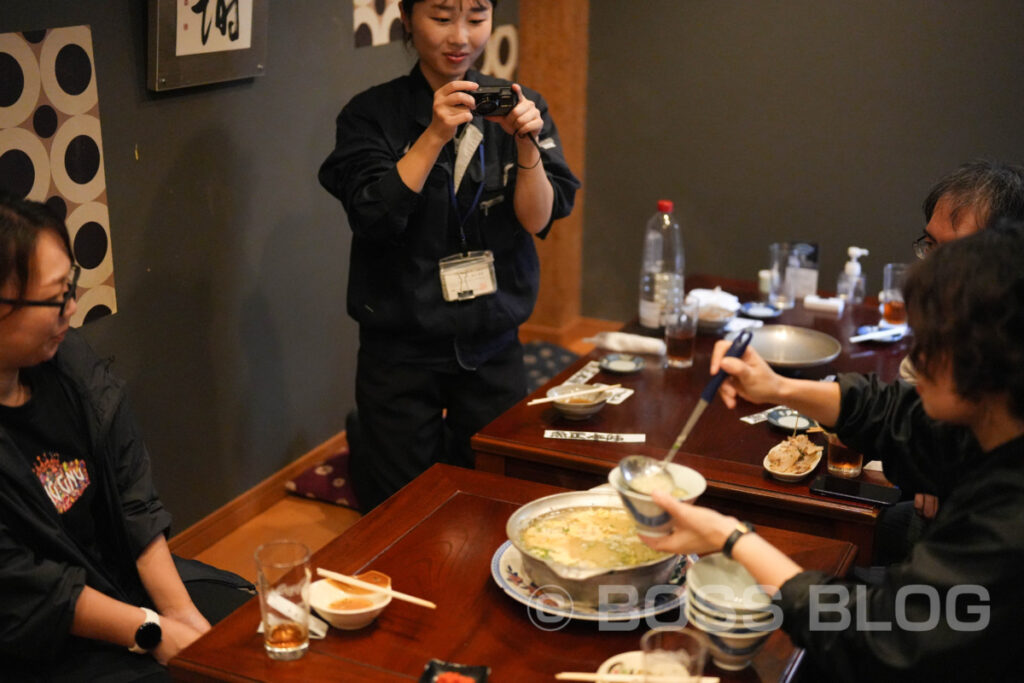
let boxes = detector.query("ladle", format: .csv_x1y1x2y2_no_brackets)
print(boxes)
619,329,753,494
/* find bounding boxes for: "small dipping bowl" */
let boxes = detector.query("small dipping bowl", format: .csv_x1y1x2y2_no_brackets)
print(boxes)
697,304,737,334
545,383,612,420
310,578,391,630
608,462,707,536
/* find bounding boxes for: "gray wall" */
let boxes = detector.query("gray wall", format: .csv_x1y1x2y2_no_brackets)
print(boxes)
2,0,519,529
0,2,395,528
584,0,1024,322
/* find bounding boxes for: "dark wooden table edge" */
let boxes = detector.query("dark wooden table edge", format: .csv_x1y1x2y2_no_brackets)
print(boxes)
472,434,881,525
170,465,859,683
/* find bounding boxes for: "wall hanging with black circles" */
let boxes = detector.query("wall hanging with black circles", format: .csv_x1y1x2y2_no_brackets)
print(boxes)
0,26,117,327
351,0,518,79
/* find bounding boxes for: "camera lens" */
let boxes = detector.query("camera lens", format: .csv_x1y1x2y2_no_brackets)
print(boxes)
476,100,497,115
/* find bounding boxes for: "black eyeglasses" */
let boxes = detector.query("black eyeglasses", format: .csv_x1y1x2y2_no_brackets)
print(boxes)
0,264,81,317
912,232,936,260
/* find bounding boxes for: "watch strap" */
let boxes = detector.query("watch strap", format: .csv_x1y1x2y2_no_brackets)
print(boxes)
128,607,162,654
722,520,755,559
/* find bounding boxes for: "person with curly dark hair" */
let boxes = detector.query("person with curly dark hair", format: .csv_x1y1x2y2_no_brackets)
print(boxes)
644,222,1024,680
885,160,1024,562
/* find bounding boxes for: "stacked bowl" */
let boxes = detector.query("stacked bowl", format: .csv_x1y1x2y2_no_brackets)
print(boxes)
685,553,782,671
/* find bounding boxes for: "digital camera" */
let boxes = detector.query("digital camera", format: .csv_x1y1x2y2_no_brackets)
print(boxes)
472,86,516,116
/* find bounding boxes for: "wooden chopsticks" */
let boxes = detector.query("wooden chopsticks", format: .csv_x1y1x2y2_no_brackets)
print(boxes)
526,384,621,406
316,568,436,609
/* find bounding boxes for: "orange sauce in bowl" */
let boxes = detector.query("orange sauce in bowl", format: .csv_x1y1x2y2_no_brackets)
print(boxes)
329,596,376,611
561,395,601,405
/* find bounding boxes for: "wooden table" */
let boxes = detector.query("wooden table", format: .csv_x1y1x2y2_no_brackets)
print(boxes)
473,275,913,564
171,465,856,682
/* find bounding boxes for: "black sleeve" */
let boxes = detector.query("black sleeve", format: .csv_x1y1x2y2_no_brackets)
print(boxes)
512,86,581,238
832,373,973,496
318,95,423,243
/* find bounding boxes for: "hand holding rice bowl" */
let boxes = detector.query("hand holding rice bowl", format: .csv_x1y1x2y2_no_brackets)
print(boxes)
608,462,707,536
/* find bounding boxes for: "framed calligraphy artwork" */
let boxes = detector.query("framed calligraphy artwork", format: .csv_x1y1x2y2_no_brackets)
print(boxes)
147,0,268,91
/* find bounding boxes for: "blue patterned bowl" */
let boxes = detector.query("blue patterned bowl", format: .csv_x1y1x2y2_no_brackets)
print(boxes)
608,463,707,536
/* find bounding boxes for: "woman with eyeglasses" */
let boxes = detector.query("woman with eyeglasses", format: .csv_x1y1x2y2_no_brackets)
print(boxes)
319,0,580,510
0,194,250,681
644,222,1024,680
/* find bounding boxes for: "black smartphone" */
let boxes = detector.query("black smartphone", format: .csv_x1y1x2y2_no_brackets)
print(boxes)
809,474,902,506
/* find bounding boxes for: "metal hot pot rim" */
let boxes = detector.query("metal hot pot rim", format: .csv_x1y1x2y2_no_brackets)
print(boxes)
505,489,681,606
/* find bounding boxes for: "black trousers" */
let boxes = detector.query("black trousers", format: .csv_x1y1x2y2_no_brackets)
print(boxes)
352,338,526,511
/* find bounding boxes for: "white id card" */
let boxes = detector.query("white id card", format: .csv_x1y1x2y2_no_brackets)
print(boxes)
439,250,497,301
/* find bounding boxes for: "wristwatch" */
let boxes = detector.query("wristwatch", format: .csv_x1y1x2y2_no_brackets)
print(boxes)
722,520,755,559
128,607,162,654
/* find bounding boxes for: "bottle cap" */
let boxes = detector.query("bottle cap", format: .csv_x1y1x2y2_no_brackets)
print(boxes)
657,200,674,213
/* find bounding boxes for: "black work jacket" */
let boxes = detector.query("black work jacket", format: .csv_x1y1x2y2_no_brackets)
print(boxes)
318,65,579,369
776,374,1022,681
0,331,171,661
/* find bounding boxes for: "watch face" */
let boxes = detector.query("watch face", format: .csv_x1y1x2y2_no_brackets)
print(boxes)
136,621,162,650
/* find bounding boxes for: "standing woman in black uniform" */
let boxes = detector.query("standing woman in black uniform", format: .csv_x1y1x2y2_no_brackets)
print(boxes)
319,0,579,510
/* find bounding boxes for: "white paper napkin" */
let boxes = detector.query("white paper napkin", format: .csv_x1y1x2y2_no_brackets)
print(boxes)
256,594,330,639
584,331,666,355
724,317,763,333
686,286,740,312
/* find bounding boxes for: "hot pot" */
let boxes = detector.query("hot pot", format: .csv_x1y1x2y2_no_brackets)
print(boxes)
505,489,681,606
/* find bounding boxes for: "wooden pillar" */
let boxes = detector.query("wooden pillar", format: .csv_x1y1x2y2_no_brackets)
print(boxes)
517,0,589,342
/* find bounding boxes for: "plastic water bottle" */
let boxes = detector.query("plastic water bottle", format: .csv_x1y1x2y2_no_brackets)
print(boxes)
638,200,685,329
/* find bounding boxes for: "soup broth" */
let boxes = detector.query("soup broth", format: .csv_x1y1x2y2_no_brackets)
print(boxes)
519,506,670,569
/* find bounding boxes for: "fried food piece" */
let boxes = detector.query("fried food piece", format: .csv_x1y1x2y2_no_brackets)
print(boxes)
767,434,823,474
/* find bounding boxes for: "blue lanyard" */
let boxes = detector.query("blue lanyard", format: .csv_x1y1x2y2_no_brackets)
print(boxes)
449,142,486,254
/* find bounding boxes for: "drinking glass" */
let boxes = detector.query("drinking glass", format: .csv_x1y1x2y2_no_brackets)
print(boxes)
769,242,819,309
663,299,699,369
881,263,908,325
641,626,709,681
255,540,311,660
826,432,863,478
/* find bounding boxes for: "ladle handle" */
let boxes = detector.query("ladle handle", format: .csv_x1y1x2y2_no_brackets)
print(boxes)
700,329,753,402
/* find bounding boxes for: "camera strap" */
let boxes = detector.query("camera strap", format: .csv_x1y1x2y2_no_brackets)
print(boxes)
440,138,494,302
448,141,485,254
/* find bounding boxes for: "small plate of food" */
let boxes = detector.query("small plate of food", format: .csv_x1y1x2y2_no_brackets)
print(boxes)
763,434,823,482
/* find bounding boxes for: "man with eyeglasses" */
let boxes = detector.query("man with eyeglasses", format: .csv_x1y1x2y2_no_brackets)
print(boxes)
875,159,1024,567
912,159,1024,260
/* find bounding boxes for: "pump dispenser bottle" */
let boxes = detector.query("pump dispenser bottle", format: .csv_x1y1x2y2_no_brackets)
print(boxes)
837,246,869,303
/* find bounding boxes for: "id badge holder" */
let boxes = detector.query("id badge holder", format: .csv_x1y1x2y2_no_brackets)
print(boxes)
439,250,497,301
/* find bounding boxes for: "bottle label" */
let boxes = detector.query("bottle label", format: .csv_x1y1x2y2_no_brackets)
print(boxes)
639,299,662,328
